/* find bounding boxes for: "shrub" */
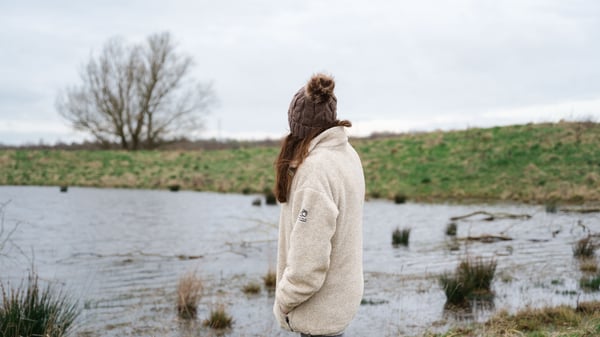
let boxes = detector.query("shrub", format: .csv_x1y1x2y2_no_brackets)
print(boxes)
176,272,203,319
573,237,595,258
203,304,233,329
392,227,411,246
0,272,79,337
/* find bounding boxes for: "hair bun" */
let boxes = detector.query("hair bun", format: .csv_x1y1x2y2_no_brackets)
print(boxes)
305,73,335,104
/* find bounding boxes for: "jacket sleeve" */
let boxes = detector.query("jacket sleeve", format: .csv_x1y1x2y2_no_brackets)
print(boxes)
276,187,339,313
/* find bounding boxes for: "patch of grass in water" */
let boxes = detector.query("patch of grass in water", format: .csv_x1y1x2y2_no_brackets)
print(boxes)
202,304,233,330
573,236,595,258
176,271,203,319
439,257,497,305
580,274,600,291
392,227,411,247
0,271,79,337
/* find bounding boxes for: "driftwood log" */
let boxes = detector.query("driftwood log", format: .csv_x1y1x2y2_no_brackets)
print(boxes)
450,211,532,222
560,207,600,214
457,234,513,243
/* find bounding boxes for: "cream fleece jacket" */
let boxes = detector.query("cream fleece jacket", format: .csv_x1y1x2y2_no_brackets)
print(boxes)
273,126,365,335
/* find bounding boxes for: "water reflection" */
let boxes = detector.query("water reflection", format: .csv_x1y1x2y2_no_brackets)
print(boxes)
443,298,495,322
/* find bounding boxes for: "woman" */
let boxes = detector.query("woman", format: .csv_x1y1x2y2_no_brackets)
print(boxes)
273,73,365,337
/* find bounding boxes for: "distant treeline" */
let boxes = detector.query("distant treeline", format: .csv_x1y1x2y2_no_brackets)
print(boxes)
0,137,282,151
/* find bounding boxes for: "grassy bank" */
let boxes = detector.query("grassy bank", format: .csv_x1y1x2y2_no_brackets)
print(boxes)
1,121,599,203
427,301,600,337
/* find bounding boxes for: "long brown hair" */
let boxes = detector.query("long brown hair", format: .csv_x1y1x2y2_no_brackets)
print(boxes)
274,120,352,203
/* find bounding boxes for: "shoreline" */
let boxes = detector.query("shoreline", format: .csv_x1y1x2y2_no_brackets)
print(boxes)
1,122,598,205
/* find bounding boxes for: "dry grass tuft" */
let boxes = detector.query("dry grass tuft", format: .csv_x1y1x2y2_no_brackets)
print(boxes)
573,236,596,258
203,304,233,329
579,258,599,273
429,301,600,336
242,282,261,295
577,300,600,314
263,270,276,290
176,271,203,319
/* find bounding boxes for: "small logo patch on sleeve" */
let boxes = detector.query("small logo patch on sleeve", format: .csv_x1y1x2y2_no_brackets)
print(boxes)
298,209,308,223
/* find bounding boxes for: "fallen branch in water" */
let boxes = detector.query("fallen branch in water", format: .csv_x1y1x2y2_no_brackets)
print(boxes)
560,207,600,214
457,234,513,243
450,211,532,221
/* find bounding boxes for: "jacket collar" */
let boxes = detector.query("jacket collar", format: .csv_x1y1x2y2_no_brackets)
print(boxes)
288,127,348,170
308,126,348,153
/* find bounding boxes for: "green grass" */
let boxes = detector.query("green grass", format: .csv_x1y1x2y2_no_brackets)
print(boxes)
0,272,79,337
580,274,600,291
1,122,599,203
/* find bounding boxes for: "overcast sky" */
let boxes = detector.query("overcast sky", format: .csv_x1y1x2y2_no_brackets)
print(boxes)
1,0,600,144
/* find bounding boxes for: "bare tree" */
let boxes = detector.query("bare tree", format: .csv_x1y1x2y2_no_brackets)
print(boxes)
57,32,215,150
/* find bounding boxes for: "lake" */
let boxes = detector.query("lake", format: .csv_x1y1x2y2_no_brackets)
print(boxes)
1,186,599,336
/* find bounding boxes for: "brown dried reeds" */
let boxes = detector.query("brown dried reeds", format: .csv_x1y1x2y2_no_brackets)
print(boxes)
203,304,233,329
242,282,261,295
263,270,276,290
176,271,203,319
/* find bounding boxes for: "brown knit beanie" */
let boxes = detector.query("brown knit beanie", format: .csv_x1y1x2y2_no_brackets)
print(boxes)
288,73,337,138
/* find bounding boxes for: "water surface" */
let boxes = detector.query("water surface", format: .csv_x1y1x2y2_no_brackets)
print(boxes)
1,186,599,336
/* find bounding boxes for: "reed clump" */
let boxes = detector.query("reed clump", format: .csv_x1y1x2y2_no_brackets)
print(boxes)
265,191,277,205
242,282,261,295
263,270,276,290
573,236,595,258
439,257,497,305
393,193,407,204
176,272,203,319
445,222,457,236
579,258,598,273
392,227,411,247
580,274,600,291
0,272,79,337
203,304,233,329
